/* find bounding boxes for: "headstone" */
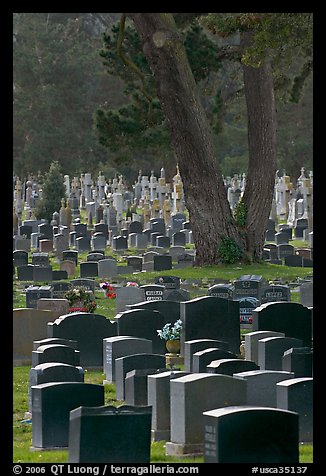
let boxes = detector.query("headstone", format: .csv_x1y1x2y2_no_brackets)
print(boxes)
148,370,189,441
68,405,152,463
277,244,295,260
233,275,265,301
32,344,80,367
18,224,33,238
28,362,84,412
155,276,181,289
126,300,181,328
276,377,313,442
244,330,285,364
87,251,105,262
126,256,143,272
172,231,186,247
168,246,186,262
207,358,259,375
239,297,259,324
14,236,31,252
47,313,117,367
261,285,291,304
258,336,303,370
91,234,107,251
153,255,172,271
37,298,69,319
115,287,145,313
32,252,50,267
180,296,240,355
103,336,152,383
79,261,98,278
143,251,159,262
192,348,238,373
163,288,190,302
171,213,186,231
70,278,96,292
115,353,166,400
124,368,166,406
275,231,289,244
203,406,299,463
17,264,34,281
26,285,53,308
33,266,53,282
135,234,148,249
300,281,313,307
13,308,55,364
140,284,165,302
129,221,143,234
252,302,312,347
60,260,77,277
62,250,78,265
234,369,295,407
52,270,69,281
112,236,128,251
115,309,166,354
207,284,234,299
33,337,78,350
39,239,53,253
31,382,104,448
282,347,313,378
166,373,247,456
13,250,28,267
76,236,91,252
184,338,230,372
51,281,71,298
98,259,118,279
156,236,170,248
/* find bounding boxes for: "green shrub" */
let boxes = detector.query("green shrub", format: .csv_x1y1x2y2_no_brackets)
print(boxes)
218,236,243,264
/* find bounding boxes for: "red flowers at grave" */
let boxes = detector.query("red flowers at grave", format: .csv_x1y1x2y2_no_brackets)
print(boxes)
99,282,116,299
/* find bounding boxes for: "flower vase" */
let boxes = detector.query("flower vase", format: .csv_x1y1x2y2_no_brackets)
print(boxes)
166,339,181,354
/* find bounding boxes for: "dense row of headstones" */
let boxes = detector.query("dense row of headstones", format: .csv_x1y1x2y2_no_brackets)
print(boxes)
18,294,313,463
13,215,313,276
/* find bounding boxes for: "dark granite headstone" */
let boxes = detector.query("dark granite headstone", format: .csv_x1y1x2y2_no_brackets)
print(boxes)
258,336,303,371
163,288,190,302
52,281,71,298
207,358,259,375
140,284,165,302
31,382,104,448
277,244,295,260
103,336,152,383
155,276,181,289
115,353,166,400
68,405,152,463
208,284,234,299
33,337,78,350
156,236,170,248
115,309,166,354
277,377,313,442
129,221,143,234
31,344,80,367
13,250,28,267
26,285,53,308
261,285,291,304
153,255,172,271
17,264,34,281
126,256,143,272
28,362,84,411
282,347,313,377
233,275,265,301
124,368,166,406
126,300,180,328
112,236,128,250
52,270,69,281
79,261,98,278
70,278,96,292
180,296,240,355
33,265,53,282
239,297,259,324
252,302,312,347
76,236,91,252
62,250,78,265
47,313,117,367
203,406,299,462
172,231,186,247
32,252,50,267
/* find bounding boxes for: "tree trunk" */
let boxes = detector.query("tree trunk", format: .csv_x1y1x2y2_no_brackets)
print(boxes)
127,13,244,265
241,31,277,260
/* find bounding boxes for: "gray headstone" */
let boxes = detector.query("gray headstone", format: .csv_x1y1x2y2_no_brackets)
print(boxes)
98,259,118,279
31,344,80,367
184,339,230,372
103,336,152,383
79,261,98,278
207,358,260,375
115,287,145,313
234,369,295,407
244,330,285,364
166,373,246,455
277,377,313,442
192,348,238,373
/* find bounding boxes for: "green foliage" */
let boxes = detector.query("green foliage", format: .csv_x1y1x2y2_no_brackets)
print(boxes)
35,161,66,222
218,236,243,264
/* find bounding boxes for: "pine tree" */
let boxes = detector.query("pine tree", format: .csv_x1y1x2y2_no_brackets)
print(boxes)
35,161,66,223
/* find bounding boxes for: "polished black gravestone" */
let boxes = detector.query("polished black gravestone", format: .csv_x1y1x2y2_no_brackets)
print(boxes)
207,358,259,375
124,368,166,406
252,302,312,347
282,347,313,377
203,406,299,463
33,337,78,351
180,296,240,355
31,382,104,449
31,344,80,367
28,362,84,412
192,348,238,373
126,300,180,328
68,405,152,463
47,313,117,367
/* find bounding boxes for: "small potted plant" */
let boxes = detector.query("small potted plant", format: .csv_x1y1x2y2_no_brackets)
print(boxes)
64,286,97,313
157,319,182,354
